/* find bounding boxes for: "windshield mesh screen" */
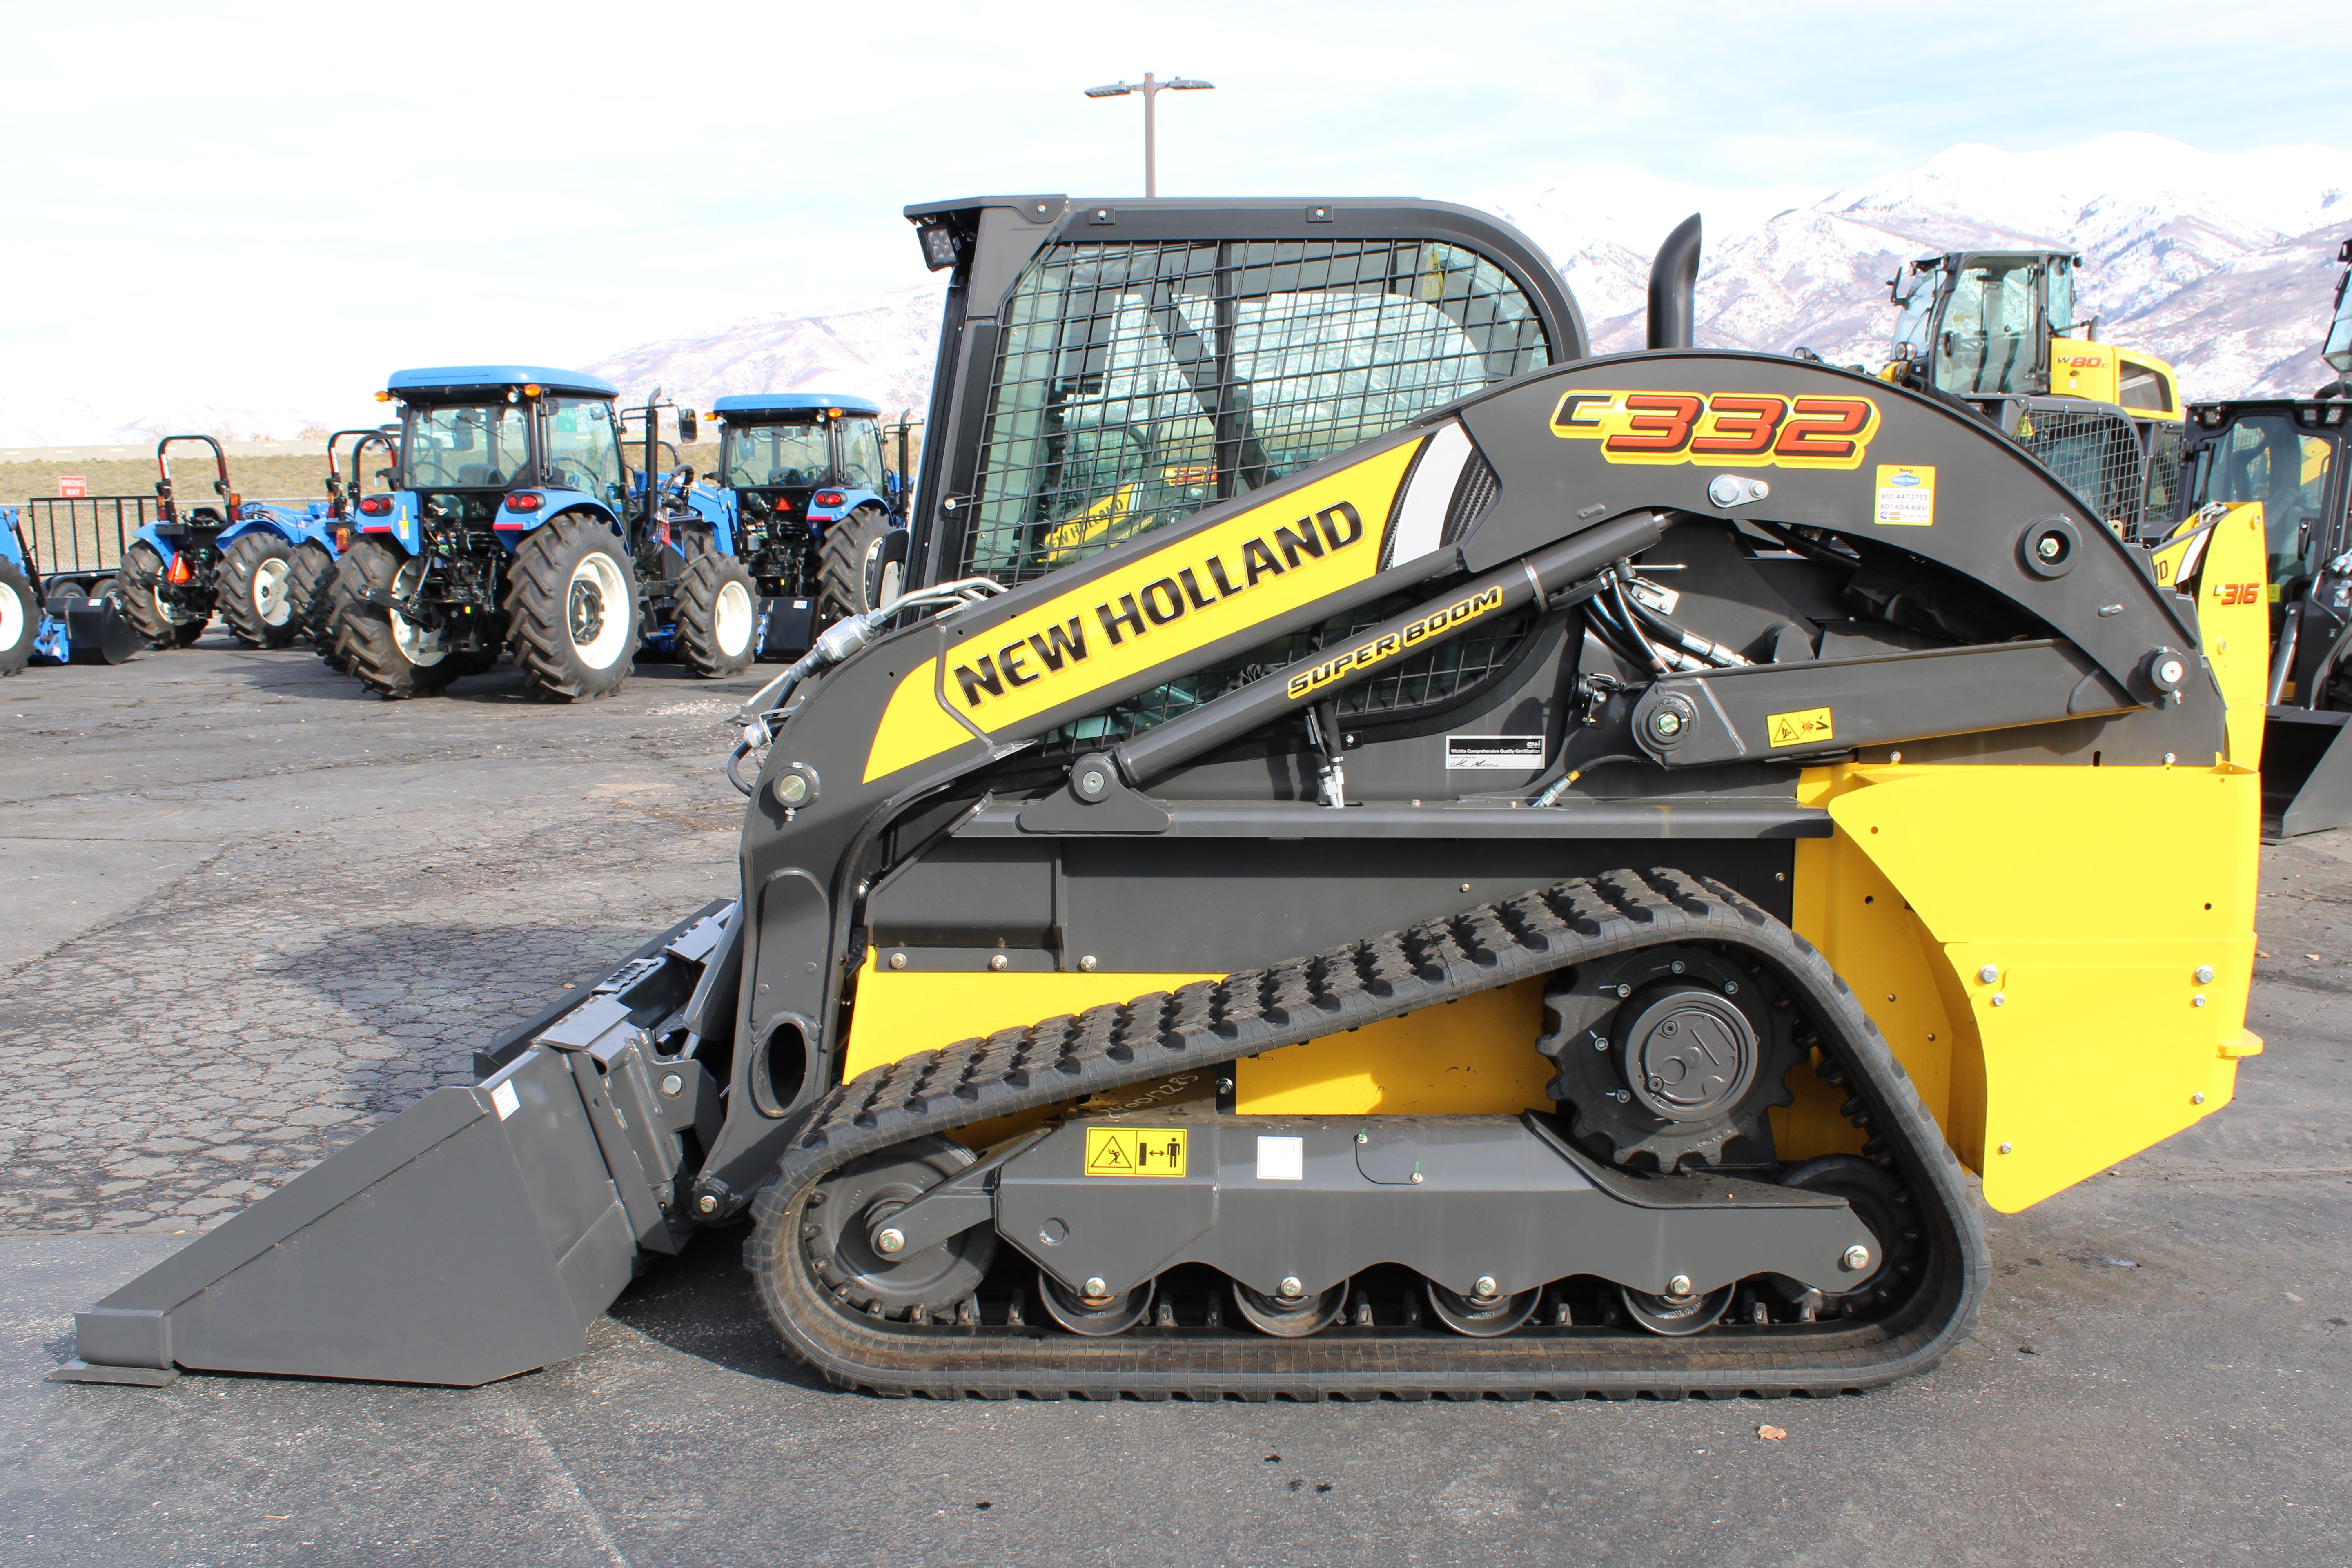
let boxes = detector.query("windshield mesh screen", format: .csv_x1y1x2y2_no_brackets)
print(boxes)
961,238,1551,585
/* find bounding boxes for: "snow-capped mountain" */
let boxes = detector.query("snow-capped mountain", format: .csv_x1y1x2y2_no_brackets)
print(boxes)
1477,134,2352,394
12,136,2350,447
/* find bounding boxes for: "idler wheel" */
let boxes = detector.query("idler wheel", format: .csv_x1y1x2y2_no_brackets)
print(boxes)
1231,1278,1349,1337
1038,1271,1155,1336
1424,1280,1540,1337
802,1136,996,1321
1621,1282,1734,1336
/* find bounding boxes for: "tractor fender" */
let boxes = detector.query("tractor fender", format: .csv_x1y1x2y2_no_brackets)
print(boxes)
127,521,176,570
678,487,733,555
218,513,316,553
354,490,422,555
489,489,620,553
803,486,891,532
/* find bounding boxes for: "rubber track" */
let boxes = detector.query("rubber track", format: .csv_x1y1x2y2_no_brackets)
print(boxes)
747,867,1988,1401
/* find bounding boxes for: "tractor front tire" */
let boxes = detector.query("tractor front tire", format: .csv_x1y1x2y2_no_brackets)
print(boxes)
219,532,300,648
504,511,638,702
0,557,33,676
816,504,896,627
334,539,459,700
118,542,206,648
676,551,758,679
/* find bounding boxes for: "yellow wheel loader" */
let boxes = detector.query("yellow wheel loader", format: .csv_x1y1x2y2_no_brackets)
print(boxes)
56,198,2262,1400
1882,250,2187,544
2156,236,2352,838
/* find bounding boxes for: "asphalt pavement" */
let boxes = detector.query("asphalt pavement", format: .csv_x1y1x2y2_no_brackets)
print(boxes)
2,634,2349,1567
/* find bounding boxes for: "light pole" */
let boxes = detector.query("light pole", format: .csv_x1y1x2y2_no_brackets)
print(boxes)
1082,73,1214,198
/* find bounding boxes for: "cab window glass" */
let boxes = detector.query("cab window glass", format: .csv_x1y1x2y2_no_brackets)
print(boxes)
726,423,831,488
543,399,624,499
838,418,886,491
1935,260,2040,396
401,404,530,488
2197,415,2336,580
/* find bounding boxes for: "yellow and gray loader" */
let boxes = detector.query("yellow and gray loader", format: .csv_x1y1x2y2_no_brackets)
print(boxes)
57,196,2263,1400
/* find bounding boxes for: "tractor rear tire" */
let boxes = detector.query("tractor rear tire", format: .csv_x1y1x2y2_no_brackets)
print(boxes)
0,558,33,676
287,542,351,667
219,532,300,648
675,551,758,679
334,539,459,700
118,542,207,648
816,504,895,627
504,511,638,702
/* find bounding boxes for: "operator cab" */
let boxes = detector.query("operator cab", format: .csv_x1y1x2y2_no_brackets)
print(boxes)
713,394,893,599
379,366,626,541
1886,250,2178,414
2322,237,2352,397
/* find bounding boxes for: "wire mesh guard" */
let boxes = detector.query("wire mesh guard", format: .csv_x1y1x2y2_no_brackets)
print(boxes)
2011,404,2147,538
970,236,1552,752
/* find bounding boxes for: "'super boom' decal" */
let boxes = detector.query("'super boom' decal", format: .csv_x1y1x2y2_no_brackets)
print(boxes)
1552,390,1880,470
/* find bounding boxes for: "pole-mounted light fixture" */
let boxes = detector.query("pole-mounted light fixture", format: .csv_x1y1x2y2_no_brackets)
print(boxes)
1082,72,1214,198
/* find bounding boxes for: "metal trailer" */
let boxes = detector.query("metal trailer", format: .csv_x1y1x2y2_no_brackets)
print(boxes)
57,195,2261,1403
3,501,140,669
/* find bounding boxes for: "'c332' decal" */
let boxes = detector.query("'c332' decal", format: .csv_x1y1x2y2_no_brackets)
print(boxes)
862,439,1423,782
1551,390,1880,470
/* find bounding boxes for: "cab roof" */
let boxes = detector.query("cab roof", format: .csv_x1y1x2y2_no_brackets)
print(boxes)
388,365,618,398
712,393,883,420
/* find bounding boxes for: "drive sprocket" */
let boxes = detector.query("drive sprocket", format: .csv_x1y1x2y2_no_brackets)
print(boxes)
800,1135,996,1322
1536,944,1800,1172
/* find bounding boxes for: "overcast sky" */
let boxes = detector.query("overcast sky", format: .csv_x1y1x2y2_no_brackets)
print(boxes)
5,0,2346,423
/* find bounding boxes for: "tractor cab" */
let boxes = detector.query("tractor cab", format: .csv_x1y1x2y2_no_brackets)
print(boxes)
711,394,898,594
374,366,627,550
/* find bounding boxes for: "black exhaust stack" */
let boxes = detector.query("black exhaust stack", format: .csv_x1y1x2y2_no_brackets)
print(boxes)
1647,213,1703,350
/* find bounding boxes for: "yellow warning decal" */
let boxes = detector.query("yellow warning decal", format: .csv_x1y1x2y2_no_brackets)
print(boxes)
1873,463,1935,526
1083,1126,1189,1178
1768,707,1834,748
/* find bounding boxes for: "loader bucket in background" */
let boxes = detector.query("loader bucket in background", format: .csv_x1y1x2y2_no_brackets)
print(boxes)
2261,707,2352,840
51,901,737,1387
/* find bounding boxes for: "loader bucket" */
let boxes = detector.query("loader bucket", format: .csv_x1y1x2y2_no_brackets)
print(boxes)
2260,706,2352,840
51,902,735,1387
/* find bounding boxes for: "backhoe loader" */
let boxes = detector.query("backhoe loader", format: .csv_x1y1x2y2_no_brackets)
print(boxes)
56,197,2262,1400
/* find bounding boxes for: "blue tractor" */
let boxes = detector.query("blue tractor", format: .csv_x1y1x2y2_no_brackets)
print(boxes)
334,365,665,700
287,426,399,667
0,508,35,676
114,434,341,651
692,394,906,657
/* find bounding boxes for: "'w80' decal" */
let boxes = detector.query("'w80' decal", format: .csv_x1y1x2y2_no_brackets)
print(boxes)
1551,390,1882,470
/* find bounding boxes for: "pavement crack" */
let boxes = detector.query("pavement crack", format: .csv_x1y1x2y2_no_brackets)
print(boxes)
490,1387,635,1568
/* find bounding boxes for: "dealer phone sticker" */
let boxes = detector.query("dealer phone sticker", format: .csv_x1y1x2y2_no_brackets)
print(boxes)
1874,464,1936,525
1084,1126,1189,1178
1445,734,1546,770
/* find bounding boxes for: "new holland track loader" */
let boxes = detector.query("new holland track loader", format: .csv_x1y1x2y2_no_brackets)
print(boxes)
2156,235,2352,838
57,196,2263,1401
1882,249,2187,544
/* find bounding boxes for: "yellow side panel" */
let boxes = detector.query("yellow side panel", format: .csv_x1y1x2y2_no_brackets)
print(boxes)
1234,978,1556,1115
1782,799,1965,1165
840,954,1223,1080
1808,762,2257,1213
860,437,1423,783
862,657,979,782
2189,500,2271,766
2049,336,2120,403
